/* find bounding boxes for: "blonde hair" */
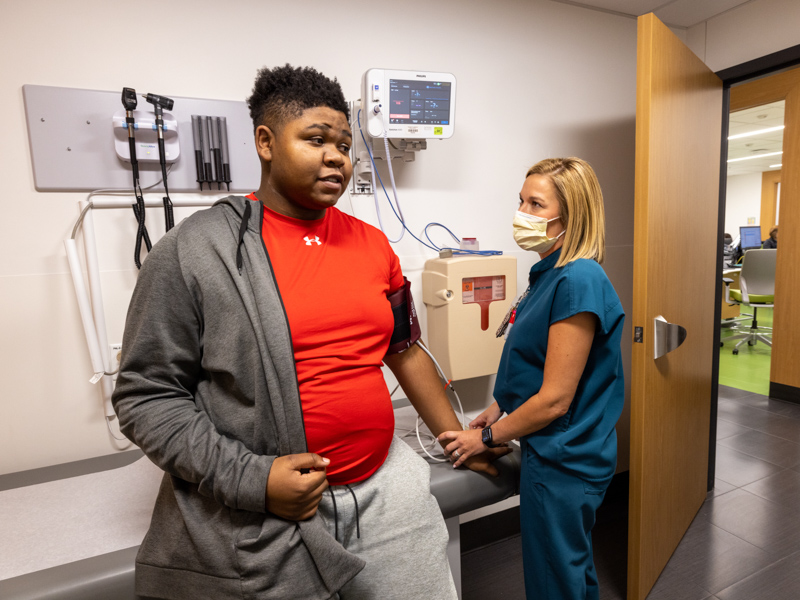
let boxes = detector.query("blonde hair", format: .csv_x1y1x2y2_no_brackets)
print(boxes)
525,157,606,267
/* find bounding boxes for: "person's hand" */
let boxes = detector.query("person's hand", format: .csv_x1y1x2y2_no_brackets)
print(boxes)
469,402,503,430
460,447,514,477
265,453,330,520
438,429,512,470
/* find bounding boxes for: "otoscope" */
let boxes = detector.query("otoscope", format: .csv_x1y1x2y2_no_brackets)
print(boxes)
122,87,152,269
143,92,175,231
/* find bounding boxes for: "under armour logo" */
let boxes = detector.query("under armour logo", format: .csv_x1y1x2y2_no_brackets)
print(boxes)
304,236,321,246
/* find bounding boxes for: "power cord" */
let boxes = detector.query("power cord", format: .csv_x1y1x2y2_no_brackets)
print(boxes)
389,343,466,463
356,109,501,255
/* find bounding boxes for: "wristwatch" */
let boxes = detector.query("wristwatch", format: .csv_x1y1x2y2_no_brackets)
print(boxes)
481,426,499,448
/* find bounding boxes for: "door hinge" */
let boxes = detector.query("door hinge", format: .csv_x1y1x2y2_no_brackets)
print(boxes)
634,326,643,343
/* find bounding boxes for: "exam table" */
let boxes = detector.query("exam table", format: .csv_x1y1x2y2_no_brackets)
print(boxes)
0,406,520,600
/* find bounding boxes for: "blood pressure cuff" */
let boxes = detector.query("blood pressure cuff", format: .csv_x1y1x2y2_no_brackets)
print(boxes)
386,277,421,355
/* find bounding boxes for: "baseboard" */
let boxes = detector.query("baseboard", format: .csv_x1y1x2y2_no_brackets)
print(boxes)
459,471,630,553
770,381,800,404
0,450,143,492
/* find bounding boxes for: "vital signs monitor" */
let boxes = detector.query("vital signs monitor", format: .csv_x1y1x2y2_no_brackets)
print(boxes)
361,69,456,140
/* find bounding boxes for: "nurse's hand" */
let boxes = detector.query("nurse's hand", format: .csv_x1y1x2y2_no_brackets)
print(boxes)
438,429,511,470
461,448,514,477
469,402,503,430
265,453,330,521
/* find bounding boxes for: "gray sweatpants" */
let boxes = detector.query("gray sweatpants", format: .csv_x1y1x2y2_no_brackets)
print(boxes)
317,436,458,600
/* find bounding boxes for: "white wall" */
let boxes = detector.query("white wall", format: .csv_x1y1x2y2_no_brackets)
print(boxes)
0,0,639,476
686,0,800,72
725,173,763,236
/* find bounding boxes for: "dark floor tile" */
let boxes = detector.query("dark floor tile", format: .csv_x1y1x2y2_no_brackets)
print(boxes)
716,551,800,600
461,535,525,599
714,444,784,488
759,415,800,444
716,418,753,440
742,469,800,508
718,429,800,468
718,385,755,401
728,391,769,404
708,478,737,498
717,398,800,443
647,561,712,600
717,402,800,444
696,488,800,559
681,523,774,593
732,393,800,422
599,572,626,600
716,400,775,431
644,517,772,595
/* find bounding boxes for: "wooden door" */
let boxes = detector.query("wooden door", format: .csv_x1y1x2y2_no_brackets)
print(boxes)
628,14,723,600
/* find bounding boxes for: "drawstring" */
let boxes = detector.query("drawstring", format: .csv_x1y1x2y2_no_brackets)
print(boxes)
328,488,339,542
328,486,361,541
345,485,360,539
236,201,252,274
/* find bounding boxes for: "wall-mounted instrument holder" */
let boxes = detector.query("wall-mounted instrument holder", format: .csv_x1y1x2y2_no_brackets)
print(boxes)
23,84,259,193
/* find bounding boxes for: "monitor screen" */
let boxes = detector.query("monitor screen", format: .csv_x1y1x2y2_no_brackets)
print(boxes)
388,79,452,125
740,225,762,250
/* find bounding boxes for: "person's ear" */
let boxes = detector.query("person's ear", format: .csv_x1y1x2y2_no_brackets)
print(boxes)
255,124,275,163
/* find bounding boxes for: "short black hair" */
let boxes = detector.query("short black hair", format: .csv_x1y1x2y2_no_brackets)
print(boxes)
247,64,350,133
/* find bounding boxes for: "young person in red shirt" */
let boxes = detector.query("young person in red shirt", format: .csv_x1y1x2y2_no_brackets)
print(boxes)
114,65,507,600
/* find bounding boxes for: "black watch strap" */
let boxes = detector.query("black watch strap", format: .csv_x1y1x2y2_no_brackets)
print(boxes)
482,426,498,448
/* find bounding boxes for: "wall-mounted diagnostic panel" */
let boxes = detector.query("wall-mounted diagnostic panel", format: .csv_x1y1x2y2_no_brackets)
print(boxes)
361,69,456,140
422,255,516,380
22,85,259,193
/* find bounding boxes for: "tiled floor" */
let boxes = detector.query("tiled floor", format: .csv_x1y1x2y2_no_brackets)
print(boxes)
462,384,800,599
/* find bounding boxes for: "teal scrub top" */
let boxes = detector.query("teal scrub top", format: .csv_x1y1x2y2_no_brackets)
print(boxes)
494,249,625,482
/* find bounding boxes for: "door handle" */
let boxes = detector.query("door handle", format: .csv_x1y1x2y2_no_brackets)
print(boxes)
654,316,687,359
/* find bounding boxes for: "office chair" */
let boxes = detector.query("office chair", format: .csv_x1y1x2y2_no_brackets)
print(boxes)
721,249,776,355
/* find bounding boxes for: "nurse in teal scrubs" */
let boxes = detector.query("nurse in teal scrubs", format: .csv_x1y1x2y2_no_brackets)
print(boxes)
439,158,625,600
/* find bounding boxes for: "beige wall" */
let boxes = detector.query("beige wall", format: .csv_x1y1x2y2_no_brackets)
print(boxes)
725,173,763,235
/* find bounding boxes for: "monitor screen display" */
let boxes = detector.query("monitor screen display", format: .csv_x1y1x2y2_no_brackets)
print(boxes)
740,225,762,250
388,79,452,125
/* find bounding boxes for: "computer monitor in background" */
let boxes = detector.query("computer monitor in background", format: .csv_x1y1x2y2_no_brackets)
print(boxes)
740,225,763,251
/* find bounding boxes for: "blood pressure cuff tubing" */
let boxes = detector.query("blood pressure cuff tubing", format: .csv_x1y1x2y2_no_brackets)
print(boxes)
386,277,421,355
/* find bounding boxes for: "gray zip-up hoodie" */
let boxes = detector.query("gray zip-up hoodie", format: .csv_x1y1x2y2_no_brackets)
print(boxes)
113,196,365,599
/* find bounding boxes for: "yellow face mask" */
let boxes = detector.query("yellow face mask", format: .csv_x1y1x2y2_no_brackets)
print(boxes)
512,211,564,253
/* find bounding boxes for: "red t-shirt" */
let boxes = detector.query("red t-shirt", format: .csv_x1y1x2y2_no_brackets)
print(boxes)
249,196,404,485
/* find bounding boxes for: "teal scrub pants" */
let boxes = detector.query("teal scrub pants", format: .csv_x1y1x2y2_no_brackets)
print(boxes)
520,442,608,600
